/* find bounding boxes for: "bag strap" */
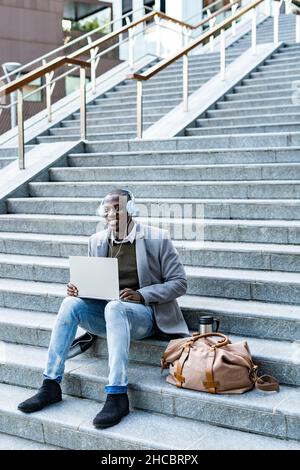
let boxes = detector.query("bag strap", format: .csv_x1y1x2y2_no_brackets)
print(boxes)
191,332,230,348
203,347,220,394
160,336,197,373
254,374,280,392
173,344,191,387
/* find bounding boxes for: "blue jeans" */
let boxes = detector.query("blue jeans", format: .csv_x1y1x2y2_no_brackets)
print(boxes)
44,297,155,394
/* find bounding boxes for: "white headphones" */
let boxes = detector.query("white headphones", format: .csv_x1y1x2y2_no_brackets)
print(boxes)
97,189,137,217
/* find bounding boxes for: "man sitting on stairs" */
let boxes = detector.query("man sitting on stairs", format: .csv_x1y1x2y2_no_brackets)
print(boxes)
18,188,189,429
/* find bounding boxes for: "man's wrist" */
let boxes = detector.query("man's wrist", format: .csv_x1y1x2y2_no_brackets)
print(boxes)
137,291,145,304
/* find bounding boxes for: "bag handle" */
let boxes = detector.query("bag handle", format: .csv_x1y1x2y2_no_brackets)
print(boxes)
191,332,230,348
255,374,280,392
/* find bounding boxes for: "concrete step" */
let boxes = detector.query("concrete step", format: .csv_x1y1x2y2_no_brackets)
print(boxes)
48,129,137,140
118,76,207,92
62,116,152,127
101,90,188,106
28,179,300,200
1,228,300,274
0,431,62,450
233,82,295,93
0,311,300,387
72,106,169,122
38,132,136,143
63,122,155,133
180,295,300,342
256,62,300,73
186,122,300,136
2,213,299,245
251,67,300,78
93,93,185,106
8,196,300,222
225,89,293,101
123,68,221,84
242,73,300,86
186,265,300,305
48,163,300,183
1,278,300,343
206,104,300,118
67,147,300,166
216,96,295,110
75,104,172,117
51,132,300,150
1,383,299,450
0,157,16,169
196,113,300,127
1,253,299,305
110,84,200,97
54,124,141,135
0,148,18,157
0,340,300,436
265,53,300,65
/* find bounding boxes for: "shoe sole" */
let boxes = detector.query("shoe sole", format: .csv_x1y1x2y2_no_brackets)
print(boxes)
17,397,62,414
93,410,129,429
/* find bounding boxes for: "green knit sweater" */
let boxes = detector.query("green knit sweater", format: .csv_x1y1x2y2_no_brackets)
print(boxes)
109,240,140,291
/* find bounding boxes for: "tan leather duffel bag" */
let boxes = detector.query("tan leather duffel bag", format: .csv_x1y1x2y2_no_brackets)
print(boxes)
160,332,279,394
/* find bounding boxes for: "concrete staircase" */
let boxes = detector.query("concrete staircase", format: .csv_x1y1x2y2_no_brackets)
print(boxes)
184,42,300,138
1,124,300,448
0,13,300,450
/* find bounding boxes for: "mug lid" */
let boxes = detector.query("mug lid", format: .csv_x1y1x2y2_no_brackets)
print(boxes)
199,316,214,325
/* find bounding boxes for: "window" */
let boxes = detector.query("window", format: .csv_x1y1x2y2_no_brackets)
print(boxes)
22,76,43,102
65,75,91,95
122,0,133,25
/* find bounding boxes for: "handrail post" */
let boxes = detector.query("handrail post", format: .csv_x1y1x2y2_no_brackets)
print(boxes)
17,88,25,170
88,38,100,94
208,10,217,52
284,0,291,14
296,13,300,43
265,0,272,16
220,28,226,80
80,66,87,140
155,15,161,57
45,73,53,123
125,15,135,68
273,0,281,43
183,53,189,112
137,80,143,138
231,1,239,36
252,8,257,54
43,60,55,122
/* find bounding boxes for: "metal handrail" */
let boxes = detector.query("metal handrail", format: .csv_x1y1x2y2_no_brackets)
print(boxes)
0,5,154,83
0,9,196,170
0,0,263,170
156,1,241,30
1,19,173,107
3,57,90,170
128,0,266,138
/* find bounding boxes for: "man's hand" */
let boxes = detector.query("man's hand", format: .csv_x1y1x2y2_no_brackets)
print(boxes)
119,288,144,303
67,282,78,297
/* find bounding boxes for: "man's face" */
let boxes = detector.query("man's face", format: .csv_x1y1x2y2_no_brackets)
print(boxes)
102,194,129,234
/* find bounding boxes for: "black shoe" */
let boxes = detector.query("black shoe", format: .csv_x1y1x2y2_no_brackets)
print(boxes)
93,393,129,429
18,379,62,413
67,331,97,359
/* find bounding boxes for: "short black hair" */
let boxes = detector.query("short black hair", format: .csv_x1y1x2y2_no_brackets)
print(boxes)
104,188,131,202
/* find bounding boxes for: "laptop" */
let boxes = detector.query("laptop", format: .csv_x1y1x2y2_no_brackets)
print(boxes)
69,256,119,300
